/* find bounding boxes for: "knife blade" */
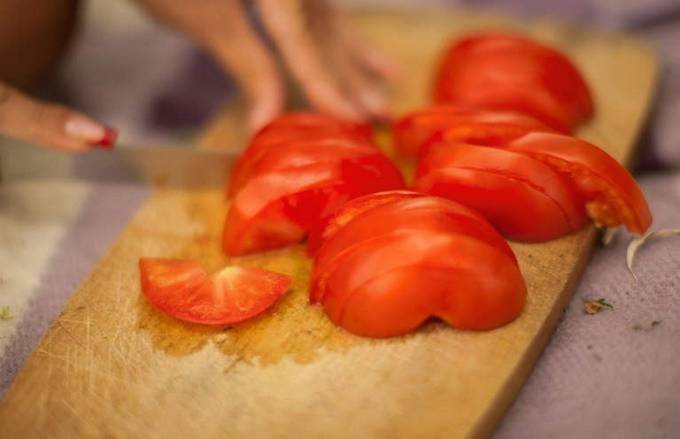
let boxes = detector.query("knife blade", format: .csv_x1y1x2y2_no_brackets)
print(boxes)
0,140,240,189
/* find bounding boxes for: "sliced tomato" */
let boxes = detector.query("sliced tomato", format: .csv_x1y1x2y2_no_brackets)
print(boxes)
310,194,516,303
413,143,587,241
507,132,652,234
433,33,594,132
317,230,525,337
228,113,373,197
306,190,420,255
243,137,375,181
223,154,405,256
392,106,553,156
139,258,291,325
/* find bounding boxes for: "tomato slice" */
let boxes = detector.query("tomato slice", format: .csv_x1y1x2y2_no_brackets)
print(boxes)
228,113,373,197
414,143,587,241
223,154,405,256
508,132,652,234
311,211,514,305
139,258,291,325
433,33,594,132
392,106,553,156
310,195,516,304
307,190,420,255
244,138,375,180
318,231,525,337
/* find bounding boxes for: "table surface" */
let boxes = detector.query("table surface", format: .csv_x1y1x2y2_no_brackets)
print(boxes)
1,1,679,438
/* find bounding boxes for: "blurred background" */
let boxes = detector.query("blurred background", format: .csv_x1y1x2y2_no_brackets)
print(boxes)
33,0,680,166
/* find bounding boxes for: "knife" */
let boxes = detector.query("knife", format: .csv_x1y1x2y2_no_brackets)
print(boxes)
0,140,239,189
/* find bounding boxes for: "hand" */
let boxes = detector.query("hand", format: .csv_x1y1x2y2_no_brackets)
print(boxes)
0,81,116,152
140,0,397,131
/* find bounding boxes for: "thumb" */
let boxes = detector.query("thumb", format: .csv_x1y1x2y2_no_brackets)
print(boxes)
0,82,116,152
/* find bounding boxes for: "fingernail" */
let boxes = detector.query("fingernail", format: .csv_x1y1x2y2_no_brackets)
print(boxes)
94,126,118,148
65,117,117,148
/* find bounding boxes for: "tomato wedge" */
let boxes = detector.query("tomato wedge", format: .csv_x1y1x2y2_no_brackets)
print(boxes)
228,113,373,197
328,236,526,337
243,137,375,181
507,132,652,234
307,190,420,255
433,33,594,132
139,258,291,325
310,193,516,303
392,106,553,156
413,143,587,241
310,193,526,337
223,154,405,256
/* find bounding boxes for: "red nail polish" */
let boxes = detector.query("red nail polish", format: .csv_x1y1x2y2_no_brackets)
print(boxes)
93,126,118,148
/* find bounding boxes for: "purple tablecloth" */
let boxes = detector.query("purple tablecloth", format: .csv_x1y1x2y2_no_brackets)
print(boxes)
1,1,678,437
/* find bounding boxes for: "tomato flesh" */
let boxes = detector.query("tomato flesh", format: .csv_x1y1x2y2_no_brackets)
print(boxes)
223,155,405,256
307,190,420,255
433,33,594,132
228,113,373,197
508,132,652,234
309,193,526,337
393,105,553,156
414,143,587,241
139,258,291,325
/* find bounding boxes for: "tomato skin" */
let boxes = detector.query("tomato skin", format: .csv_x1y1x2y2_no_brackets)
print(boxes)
310,193,526,337
433,33,594,132
228,113,373,197
317,230,525,338
507,132,652,234
413,143,587,241
307,190,421,255
223,154,405,256
224,112,405,256
336,243,526,337
310,193,516,303
392,106,553,156
139,258,292,326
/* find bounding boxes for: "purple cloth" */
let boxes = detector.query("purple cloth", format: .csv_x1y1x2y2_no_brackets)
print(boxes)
496,173,680,438
0,183,148,395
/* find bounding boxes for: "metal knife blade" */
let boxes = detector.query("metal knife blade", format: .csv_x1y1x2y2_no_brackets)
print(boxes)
0,141,239,189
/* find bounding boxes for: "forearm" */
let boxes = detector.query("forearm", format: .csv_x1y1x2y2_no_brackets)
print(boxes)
0,0,80,90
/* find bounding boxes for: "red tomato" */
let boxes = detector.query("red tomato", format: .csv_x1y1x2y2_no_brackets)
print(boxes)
223,155,405,256
392,106,553,156
507,132,652,234
433,33,594,132
309,193,526,337
307,190,420,255
228,113,373,197
241,137,375,181
325,235,525,337
139,258,291,325
310,193,516,303
413,143,588,241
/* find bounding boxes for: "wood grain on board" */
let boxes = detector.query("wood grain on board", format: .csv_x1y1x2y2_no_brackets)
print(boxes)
0,7,657,439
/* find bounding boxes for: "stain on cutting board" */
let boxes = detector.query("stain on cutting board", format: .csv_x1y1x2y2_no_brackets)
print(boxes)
133,189,419,366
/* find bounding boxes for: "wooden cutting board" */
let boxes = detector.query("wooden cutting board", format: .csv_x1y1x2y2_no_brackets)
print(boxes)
0,7,657,439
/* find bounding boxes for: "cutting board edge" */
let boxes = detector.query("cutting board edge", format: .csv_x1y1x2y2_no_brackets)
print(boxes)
470,230,599,439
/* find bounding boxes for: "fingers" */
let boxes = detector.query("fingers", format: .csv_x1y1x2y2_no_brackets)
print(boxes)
0,82,116,152
329,39,390,121
346,37,400,83
256,0,365,121
333,9,400,83
194,1,284,132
